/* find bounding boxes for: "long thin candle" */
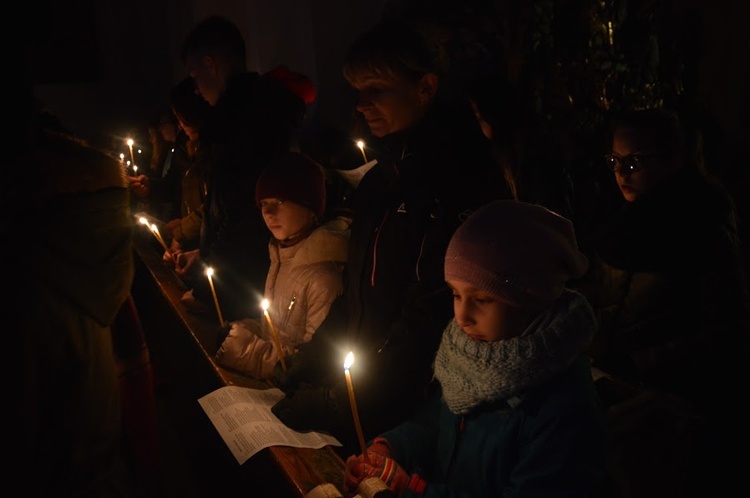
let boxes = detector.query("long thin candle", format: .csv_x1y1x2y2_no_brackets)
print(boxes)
138,217,169,251
344,352,369,463
205,267,225,326
261,298,286,371
127,138,136,168
356,140,368,163
150,224,169,252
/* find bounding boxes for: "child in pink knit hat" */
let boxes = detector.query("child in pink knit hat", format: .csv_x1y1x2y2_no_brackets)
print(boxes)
344,199,607,498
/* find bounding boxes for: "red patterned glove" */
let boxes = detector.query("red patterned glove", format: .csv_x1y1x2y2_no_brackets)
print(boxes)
343,452,426,497
367,437,392,458
343,438,391,496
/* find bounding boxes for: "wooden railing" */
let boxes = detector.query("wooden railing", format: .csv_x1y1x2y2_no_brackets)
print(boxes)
130,230,346,497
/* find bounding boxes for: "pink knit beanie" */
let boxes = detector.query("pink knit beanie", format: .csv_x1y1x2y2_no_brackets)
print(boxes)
444,200,588,310
255,152,327,219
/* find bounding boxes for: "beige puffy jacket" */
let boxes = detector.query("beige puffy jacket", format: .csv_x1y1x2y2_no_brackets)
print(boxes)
215,216,350,378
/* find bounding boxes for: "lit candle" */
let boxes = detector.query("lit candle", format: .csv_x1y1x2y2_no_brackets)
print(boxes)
119,152,125,162
261,298,286,371
356,140,368,163
344,351,369,463
127,138,136,169
205,267,225,326
133,164,138,175
137,217,169,251
150,224,169,251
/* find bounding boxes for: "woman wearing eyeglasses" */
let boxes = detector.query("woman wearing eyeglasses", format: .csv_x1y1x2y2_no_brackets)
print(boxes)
574,108,750,497
603,111,685,202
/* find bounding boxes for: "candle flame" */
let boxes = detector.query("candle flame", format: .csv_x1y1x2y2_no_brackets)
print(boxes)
356,139,368,163
138,217,149,225
119,153,125,161
344,351,354,370
261,298,270,311
133,165,138,173
127,138,134,147
206,267,214,277
150,223,160,234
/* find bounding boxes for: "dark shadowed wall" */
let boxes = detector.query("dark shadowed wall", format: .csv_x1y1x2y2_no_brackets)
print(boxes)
26,1,750,157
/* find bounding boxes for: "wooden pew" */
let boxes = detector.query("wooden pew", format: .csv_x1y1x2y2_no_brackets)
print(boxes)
130,230,346,497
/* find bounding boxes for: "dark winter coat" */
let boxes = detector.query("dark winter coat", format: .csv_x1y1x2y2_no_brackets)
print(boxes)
576,167,750,411
171,138,211,249
283,97,513,445
378,289,607,497
11,131,136,496
146,132,191,222
386,357,605,498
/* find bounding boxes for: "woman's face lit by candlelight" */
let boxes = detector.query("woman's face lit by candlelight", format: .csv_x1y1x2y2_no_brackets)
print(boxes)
610,127,680,202
349,71,438,138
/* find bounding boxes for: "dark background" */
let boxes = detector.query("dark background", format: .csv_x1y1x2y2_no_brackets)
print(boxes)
19,0,750,198
23,0,389,153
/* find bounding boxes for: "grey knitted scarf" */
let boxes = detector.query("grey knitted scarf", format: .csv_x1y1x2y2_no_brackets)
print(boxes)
434,289,596,415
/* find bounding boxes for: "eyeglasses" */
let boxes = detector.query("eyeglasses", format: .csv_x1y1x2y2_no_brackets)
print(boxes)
603,153,663,176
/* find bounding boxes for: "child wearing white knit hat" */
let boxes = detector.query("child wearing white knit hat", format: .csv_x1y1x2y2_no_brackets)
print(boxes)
343,199,607,498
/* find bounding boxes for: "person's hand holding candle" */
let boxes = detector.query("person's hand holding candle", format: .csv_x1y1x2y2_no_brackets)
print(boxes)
343,452,426,498
173,248,199,277
261,298,286,371
128,174,149,198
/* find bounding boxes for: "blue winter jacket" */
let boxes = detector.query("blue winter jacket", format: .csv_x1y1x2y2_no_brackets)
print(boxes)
382,355,607,498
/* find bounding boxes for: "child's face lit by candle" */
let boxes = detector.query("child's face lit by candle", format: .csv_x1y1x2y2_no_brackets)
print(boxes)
447,280,536,342
259,198,317,243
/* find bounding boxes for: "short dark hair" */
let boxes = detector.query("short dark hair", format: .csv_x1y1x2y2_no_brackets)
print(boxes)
181,15,246,69
608,107,711,171
148,107,177,131
342,20,447,85
610,108,686,153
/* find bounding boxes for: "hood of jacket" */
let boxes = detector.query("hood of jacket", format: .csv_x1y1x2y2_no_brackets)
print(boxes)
269,216,350,267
